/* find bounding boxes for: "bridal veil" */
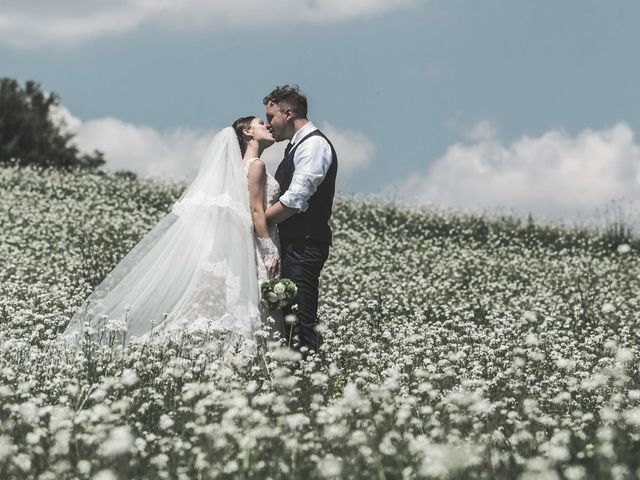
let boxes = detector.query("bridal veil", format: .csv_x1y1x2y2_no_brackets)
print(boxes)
64,127,261,348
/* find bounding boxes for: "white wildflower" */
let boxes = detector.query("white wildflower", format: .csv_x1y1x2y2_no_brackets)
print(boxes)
523,399,538,415
556,358,575,369
601,303,615,314
105,318,127,332
628,390,640,401
318,454,343,478
19,401,38,422
284,413,309,430
159,414,174,430
324,423,349,440
0,435,14,462
92,470,117,480
99,426,133,457
623,408,640,427
14,453,32,472
77,460,91,475
615,348,634,363
270,347,302,362
120,368,139,386
563,465,587,480
617,243,631,254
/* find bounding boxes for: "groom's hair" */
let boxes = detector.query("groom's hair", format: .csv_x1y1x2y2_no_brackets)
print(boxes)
263,85,308,118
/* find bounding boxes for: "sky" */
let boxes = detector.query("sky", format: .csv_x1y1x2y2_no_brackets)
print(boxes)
2,0,640,223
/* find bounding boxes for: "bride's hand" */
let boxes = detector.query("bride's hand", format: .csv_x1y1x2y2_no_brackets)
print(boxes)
269,260,279,279
258,237,280,277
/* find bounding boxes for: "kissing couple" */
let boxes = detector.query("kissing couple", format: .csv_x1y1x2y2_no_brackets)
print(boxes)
64,85,338,357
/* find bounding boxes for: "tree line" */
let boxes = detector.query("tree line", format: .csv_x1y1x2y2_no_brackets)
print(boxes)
0,77,105,171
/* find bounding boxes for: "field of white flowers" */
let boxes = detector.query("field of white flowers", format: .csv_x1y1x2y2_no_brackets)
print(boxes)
1,164,640,480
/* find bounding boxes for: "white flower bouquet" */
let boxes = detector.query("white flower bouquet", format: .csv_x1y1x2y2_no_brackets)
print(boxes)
260,277,298,310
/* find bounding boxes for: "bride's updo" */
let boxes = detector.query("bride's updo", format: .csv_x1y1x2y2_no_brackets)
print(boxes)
232,116,256,156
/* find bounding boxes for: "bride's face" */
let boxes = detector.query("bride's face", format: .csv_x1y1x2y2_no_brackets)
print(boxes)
248,117,275,146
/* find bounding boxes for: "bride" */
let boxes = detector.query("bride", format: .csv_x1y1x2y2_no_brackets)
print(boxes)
63,117,281,352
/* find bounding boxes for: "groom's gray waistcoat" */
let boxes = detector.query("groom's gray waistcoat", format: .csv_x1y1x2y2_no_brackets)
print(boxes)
275,129,337,245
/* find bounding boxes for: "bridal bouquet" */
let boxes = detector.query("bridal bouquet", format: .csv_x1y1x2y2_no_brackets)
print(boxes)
261,278,298,310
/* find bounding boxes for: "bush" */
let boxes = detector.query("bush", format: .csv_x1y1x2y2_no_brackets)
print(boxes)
0,77,104,171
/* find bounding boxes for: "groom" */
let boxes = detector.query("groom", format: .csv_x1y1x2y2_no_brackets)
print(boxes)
264,85,338,354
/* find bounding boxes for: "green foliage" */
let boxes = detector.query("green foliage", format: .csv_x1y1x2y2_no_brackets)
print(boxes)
0,77,105,170
600,201,636,248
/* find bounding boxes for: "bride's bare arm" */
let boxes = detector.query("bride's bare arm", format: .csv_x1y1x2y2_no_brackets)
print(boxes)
247,160,269,238
248,160,279,277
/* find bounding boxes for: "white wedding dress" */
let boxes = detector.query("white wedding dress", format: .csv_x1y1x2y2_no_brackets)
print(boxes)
64,128,264,353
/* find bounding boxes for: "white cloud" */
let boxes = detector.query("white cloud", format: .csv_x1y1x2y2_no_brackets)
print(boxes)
322,123,376,184
55,105,213,181
54,106,373,185
391,122,640,220
262,123,375,187
0,0,417,49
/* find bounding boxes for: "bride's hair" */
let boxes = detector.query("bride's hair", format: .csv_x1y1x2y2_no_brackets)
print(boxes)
232,116,256,156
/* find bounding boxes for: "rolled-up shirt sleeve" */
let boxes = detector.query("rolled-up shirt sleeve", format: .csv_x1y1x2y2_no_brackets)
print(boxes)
279,136,332,212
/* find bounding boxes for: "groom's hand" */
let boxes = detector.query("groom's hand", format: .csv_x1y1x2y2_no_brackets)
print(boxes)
265,201,298,226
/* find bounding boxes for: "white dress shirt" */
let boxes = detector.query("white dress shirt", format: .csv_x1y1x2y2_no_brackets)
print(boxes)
279,121,333,212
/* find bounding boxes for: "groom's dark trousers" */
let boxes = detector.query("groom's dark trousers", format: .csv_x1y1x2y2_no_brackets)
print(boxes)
280,238,329,351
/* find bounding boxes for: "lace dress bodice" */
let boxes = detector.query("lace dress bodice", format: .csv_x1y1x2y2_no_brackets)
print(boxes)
263,169,281,214
242,158,280,284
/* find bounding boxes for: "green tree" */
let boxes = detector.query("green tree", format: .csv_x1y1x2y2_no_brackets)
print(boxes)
0,77,105,170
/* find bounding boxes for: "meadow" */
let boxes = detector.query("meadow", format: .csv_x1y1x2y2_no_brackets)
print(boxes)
1,164,639,479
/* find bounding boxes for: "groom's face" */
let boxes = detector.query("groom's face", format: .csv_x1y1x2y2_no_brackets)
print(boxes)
265,101,290,142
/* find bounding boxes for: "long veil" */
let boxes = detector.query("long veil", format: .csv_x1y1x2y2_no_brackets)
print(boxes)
64,127,260,349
